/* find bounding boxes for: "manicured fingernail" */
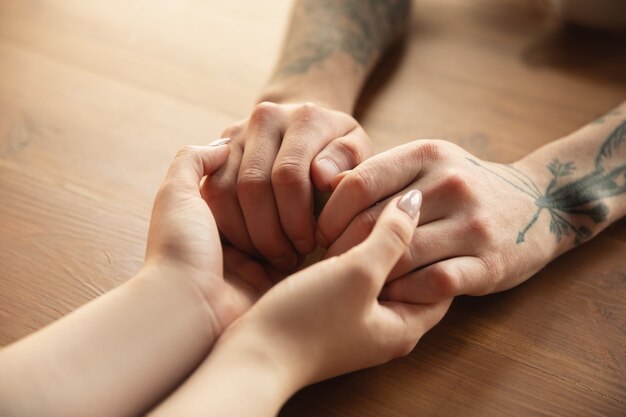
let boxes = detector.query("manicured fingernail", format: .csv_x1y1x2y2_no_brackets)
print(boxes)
209,138,231,147
315,158,340,186
272,255,298,271
315,229,329,249
397,189,422,218
294,239,315,255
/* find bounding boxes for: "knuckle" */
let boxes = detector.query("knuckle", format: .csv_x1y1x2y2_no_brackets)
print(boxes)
440,168,472,198
294,102,321,121
395,236,421,272
428,263,460,298
206,171,236,199
465,213,492,241
384,217,412,249
174,145,195,160
408,140,445,164
237,166,270,194
475,255,502,295
271,160,308,187
354,210,378,236
221,125,242,139
333,137,363,166
342,169,376,200
250,102,280,127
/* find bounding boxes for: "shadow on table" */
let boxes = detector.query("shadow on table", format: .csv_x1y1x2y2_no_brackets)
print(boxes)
523,24,626,85
279,231,625,416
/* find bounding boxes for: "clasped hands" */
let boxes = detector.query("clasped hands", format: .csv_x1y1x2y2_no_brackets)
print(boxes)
146,101,559,392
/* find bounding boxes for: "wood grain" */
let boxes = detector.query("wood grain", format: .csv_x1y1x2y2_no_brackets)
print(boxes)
0,0,624,415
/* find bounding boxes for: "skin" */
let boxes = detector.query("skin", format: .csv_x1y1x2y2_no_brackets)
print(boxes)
0,144,448,416
151,192,450,417
211,0,625,302
206,0,410,269
0,142,274,417
317,103,626,303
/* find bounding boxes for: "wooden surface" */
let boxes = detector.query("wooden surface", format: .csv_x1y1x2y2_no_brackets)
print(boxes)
1,0,625,415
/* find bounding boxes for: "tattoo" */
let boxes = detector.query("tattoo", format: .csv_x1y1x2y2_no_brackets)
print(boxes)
468,119,626,245
276,0,410,76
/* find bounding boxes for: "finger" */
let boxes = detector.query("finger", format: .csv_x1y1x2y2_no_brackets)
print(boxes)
272,105,356,254
377,298,452,356
330,169,351,191
237,106,298,271
222,246,273,294
379,256,490,303
162,142,231,194
349,190,422,292
311,126,372,192
316,141,433,248
327,211,475,279
203,141,257,255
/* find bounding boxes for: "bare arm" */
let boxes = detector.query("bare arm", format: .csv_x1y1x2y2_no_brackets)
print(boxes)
0,144,273,417
260,0,411,113
317,102,626,303
207,1,411,269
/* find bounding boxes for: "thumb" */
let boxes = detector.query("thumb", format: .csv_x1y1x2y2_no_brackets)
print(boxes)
163,139,231,193
350,189,422,292
311,128,372,191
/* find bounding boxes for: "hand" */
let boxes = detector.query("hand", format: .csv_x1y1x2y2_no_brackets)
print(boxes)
145,142,274,337
229,192,451,387
203,102,372,271
316,140,562,304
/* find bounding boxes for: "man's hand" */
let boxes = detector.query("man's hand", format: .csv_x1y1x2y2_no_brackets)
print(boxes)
316,140,567,303
204,102,371,271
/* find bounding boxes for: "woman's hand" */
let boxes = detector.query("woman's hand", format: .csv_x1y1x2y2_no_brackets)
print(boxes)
204,102,372,271
145,142,274,338
232,191,451,385
151,191,450,417
316,140,565,304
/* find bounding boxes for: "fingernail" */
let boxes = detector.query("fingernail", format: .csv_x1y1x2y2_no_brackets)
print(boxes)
272,255,298,271
294,239,315,255
209,138,231,147
315,158,340,186
397,189,422,218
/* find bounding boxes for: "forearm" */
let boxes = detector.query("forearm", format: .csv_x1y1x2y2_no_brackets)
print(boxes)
151,324,300,417
513,101,626,254
0,266,218,417
259,0,411,113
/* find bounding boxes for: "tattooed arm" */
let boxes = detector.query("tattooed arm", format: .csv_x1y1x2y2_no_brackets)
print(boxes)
204,1,409,270
315,102,626,302
261,0,410,113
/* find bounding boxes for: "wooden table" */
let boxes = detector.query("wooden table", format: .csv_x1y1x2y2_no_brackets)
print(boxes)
1,1,624,415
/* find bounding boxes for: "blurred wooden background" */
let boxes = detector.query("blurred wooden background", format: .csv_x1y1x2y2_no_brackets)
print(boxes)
0,0,624,415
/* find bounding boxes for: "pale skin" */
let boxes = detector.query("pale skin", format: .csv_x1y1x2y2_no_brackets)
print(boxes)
210,0,626,298
0,142,273,417
152,190,450,417
0,143,450,416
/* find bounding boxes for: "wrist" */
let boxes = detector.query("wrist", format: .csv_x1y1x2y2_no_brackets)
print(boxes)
217,319,307,395
258,74,358,114
136,262,221,348
152,319,304,417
